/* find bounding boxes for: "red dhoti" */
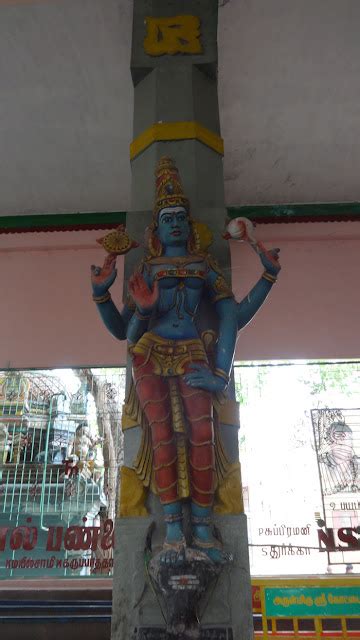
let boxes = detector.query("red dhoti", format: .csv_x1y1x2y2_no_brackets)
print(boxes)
131,332,215,507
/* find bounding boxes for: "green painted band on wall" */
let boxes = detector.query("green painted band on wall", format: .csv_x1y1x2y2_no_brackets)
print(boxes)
228,201,360,222
0,211,126,232
1,202,360,233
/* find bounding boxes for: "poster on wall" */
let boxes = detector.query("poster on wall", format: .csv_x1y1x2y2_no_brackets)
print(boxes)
312,407,360,567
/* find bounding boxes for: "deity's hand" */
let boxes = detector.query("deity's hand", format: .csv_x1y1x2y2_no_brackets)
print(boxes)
183,364,227,393
128,272,159,313
259,248,281,277
91,253,117,296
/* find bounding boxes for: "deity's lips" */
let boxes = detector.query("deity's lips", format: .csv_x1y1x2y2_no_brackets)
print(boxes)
170,230,181,236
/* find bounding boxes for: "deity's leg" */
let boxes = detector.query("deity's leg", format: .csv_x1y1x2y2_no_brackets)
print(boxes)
178,375,215,507
178,375,227,562
132,358,184,545
163,501,184,548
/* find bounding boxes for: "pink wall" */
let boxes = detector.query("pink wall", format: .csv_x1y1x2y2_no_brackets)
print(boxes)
0,230,127,369
231,221,360,360
1,221,359,369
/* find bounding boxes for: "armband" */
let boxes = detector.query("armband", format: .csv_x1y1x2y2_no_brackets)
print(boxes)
93,292,111,304
262,271,277,284
214,368,230,384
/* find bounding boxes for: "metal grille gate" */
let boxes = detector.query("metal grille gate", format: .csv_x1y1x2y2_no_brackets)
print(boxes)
0,368,126,578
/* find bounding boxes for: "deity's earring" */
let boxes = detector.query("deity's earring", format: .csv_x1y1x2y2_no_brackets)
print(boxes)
187,222,201,254
147,227,163,257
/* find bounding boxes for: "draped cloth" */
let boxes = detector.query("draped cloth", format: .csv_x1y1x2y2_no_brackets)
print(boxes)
128,332,231,506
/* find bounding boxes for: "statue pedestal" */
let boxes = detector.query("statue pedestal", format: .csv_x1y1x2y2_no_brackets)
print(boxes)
111,515,253,640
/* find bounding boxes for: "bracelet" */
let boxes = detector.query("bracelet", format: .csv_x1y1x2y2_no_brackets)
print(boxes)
214,368,230,384
92,292,111,304
262,271,277,284
134,308,151,320
126,295,136,312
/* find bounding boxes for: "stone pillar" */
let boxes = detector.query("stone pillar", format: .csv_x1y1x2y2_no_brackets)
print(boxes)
111,2,253,638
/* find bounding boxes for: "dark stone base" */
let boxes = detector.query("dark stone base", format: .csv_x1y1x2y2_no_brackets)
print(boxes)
111,516,253,640
135,627,233,639
148,546,226,637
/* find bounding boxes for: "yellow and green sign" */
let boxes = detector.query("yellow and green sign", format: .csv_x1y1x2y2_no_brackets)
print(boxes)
265,586,360,617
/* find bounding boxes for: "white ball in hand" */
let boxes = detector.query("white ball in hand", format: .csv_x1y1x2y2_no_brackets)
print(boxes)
224,217,256,242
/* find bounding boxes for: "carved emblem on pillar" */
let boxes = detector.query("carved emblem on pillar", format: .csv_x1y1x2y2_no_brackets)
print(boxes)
144,15,203,56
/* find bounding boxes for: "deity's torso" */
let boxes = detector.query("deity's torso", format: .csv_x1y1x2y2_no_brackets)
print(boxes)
144,255,207,340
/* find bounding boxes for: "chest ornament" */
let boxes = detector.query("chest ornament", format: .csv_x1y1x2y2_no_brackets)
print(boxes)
155,269,205,280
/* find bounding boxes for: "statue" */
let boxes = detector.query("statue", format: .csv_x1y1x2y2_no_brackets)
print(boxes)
91,157,280,564
70,423,103,465
65,423,105,498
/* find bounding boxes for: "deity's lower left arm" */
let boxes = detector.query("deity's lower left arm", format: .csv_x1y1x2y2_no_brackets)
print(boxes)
236,275,275,331
214,298,238,381
205,259,237,380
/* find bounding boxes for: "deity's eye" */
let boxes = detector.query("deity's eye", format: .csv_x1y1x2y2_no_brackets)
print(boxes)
177,214,186,222
161,215,172,224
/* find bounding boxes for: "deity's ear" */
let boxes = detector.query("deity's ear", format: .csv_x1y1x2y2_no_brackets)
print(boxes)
145,225,163,257
187,228,199,254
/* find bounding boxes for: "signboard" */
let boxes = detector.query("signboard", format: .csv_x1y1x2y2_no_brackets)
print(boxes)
264,586,360,617
252,585,261,612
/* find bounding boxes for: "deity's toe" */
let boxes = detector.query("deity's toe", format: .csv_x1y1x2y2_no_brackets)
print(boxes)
160,548,185,566
160,538,186,565
205,547,233,565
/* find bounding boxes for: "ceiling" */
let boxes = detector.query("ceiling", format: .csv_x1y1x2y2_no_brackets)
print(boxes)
0,0,360,216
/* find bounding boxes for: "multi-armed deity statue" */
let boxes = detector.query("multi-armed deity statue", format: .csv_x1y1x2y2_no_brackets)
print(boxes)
92,157,280,635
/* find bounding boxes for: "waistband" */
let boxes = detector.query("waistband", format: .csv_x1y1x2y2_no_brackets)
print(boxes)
130,332,208,377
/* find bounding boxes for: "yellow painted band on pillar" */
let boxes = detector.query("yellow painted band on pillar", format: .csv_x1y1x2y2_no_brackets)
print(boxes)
130,121,224,160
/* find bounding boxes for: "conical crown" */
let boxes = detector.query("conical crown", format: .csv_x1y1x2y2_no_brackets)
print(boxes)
154,157,189,218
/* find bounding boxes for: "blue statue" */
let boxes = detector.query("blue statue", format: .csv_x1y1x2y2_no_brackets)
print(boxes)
91,157,280,562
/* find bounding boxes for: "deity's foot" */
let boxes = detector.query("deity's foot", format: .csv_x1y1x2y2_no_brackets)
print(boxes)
163,502,184,555
190,504,232,564
192,536,232,564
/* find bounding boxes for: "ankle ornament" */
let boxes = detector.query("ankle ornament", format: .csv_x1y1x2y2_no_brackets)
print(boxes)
191,515,212,525
163,537,186,552
164,512,183,524
193,536,222,550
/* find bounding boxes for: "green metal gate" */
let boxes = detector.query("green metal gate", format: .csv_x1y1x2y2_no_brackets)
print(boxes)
0,368,125,579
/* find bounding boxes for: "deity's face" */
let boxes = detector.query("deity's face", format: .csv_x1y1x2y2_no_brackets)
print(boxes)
156,206,190,247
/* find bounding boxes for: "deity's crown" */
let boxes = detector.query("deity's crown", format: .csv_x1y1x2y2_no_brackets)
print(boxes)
154,156,189,218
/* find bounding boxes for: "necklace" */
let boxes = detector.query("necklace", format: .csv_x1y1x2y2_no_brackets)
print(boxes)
147,254,204,266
